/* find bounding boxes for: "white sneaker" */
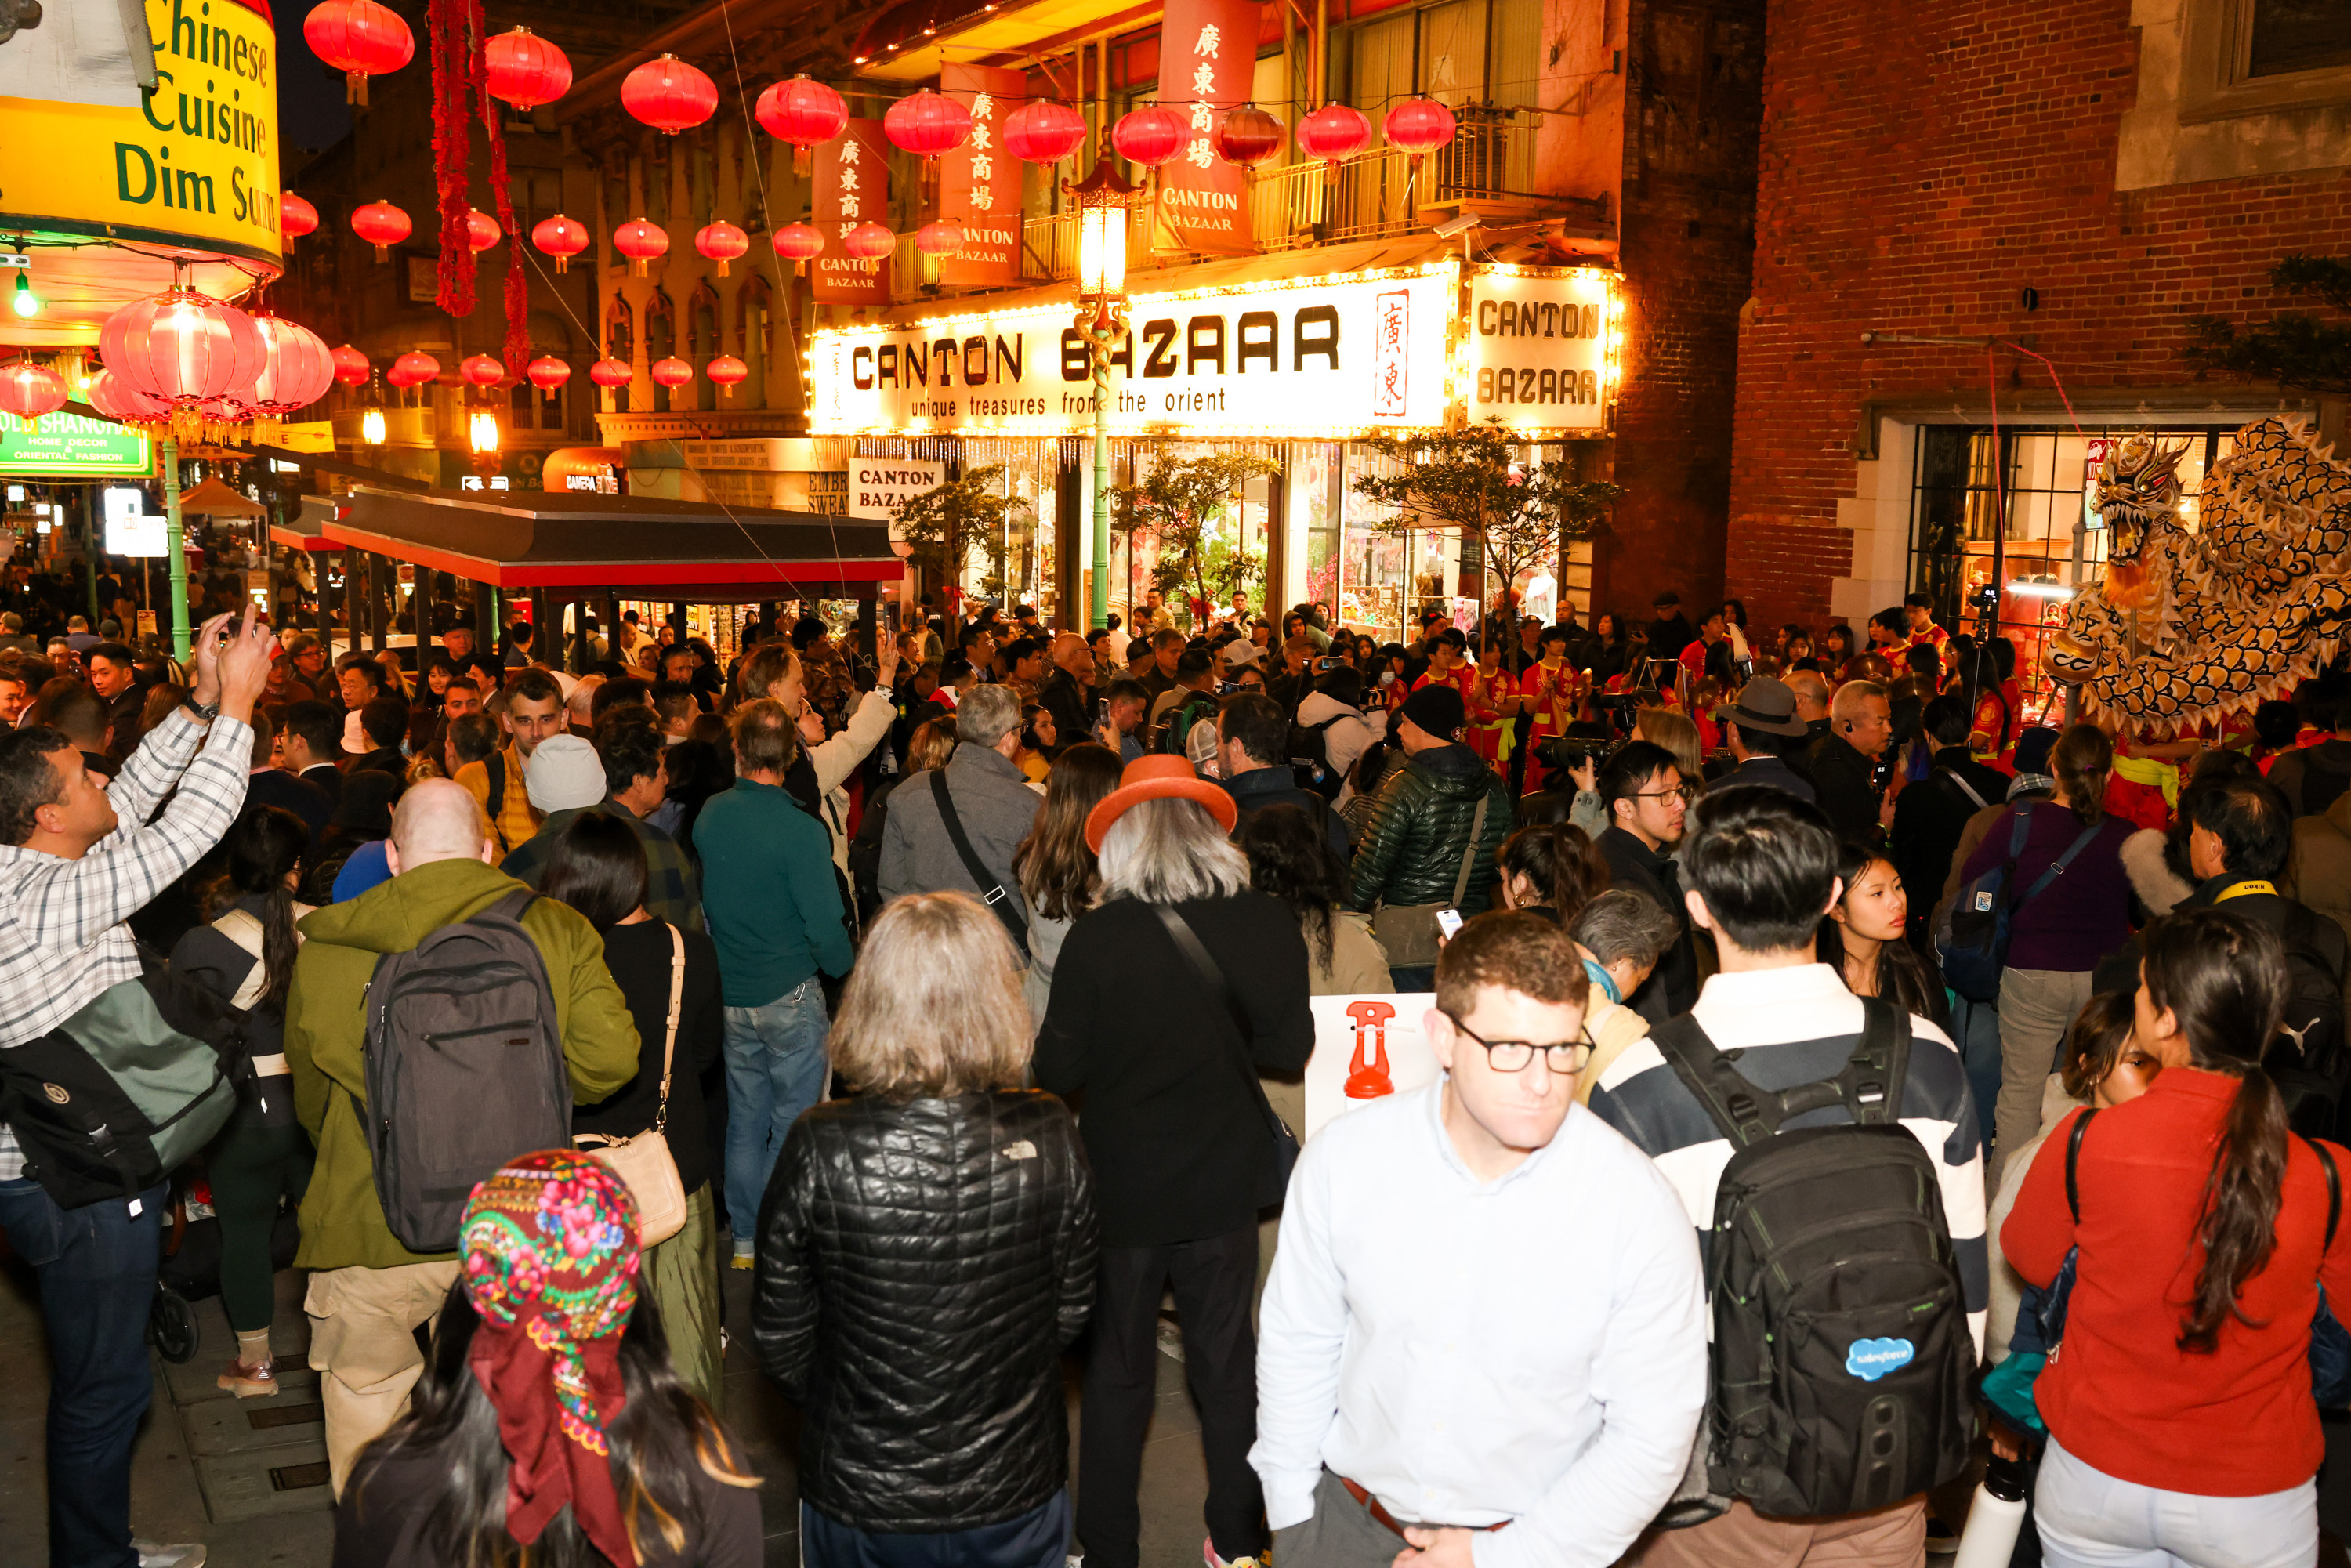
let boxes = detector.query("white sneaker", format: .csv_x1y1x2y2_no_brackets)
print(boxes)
134,1542,206,1568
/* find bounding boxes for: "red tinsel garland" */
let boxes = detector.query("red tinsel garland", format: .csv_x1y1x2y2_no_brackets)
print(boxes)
470,0,528,374
430,0,475,317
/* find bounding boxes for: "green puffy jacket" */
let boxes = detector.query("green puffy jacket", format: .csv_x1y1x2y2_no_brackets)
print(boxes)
1344,743,1516,913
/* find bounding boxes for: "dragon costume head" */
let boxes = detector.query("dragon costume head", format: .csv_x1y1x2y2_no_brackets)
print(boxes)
2092,434,2194,564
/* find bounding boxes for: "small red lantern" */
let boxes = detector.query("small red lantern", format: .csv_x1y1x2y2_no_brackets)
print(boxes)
351,198,411,261
882,89,971,160
465,209,502,252
1383,96,1458,157
331,345,371,386
756,74,849,176
1003,100,1089,165
302,0,413,107
100,288,266,407
705,356,748,398
386,351,440,389
694,220,749,277
614,218,668,277
483,27,571,111
531,213,589,273
1212,104,1286,169
1112,105,1187,168
589,357,633,389
842,223,896,261
0,361,67,432
1296,103,1372,168
773,223,824,277
525,355,571,391
85,370,172,425
280,192,320,244
649,357,694,389
242,317,337,417
459,354,505,388
621,54,716,136
915,220,964,258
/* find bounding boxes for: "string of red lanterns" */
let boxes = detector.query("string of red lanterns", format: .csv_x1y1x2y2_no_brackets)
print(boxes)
331,346,371,386
531,214,590,273
387,351,440,389
694,221,750,277
482,27,572,111
526,356,572,391
351,198,411,261
706,357,748,398
621,54,717,136
773,223,824,276
755,75,849,176
588,357,633,389
614,219,668,277
1003,100,1089,165
649,357,694,390
280,193,320,246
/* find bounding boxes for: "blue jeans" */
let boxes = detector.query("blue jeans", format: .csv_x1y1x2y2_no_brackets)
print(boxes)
721,977,831,1240
1949,991,2003,1159
802,1490,1070,1568
0,1178,165,1568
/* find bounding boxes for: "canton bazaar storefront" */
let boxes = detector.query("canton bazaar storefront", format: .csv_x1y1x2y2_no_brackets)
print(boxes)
808,241,1620,639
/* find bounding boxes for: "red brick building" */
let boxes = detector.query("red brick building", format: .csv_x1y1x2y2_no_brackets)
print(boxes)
1724,0,2351,717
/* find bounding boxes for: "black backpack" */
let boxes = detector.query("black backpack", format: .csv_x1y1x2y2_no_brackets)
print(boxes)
1288,714,1346,800
2270,902,2349,1139
1156,692,1219,757
1649,999,1973,1518
360,890,571,1254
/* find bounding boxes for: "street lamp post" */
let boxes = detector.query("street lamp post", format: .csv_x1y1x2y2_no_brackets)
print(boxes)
1067,152,1136,632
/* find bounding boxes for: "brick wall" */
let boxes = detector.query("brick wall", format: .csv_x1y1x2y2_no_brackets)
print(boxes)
1726,0,2351,632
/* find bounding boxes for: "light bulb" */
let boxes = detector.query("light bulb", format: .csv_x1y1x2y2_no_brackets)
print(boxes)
361,407,386,445
9,273,38,319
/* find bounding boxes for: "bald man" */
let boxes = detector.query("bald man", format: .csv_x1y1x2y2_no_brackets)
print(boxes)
1785,668,1831,745
1038,630,1096,752
283,775,640,1494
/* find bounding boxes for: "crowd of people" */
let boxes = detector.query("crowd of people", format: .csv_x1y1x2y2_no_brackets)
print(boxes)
0,573,2343,1568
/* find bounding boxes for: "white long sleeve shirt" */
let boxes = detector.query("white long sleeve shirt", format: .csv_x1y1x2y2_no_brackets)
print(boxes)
1252,1079,1707,1568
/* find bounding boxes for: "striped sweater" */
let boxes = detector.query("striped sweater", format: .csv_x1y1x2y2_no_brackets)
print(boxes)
1585,962,1989,1358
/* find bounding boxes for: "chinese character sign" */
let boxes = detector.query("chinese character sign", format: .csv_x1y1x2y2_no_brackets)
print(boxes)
1373,290,1410,421
811,119,893,303
1156,0,1259,255
940,63,1024,288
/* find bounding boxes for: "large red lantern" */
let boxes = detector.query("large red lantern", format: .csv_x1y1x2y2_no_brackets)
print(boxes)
242,317,337,416
1112,105,1187,168
1212,104,1286,169
85,370,172,425
331,345,371,386
0,361,67,432
915,220,964,258
459,354,505,388
756,74,849,175
483,27,571,111
842,223,896,261
705,356,748,399
1296,103,1372,168
100,288,266,407
882,89,971,160
1383,96,1458,156
773,223,824,277
614,219,668,277
621,54,716,135
302,0,413,107
649,357,694,389
531,214,589,273
280,192,320,244
351,198,411,261
589,357,633,389
465,209,502,252
1004,100,1088,165
386,351,440,389
694,221,749,277
525,355,571,391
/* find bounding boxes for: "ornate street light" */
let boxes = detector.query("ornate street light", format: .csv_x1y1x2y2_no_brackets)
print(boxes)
1067,150,1138,632
468,405,501,477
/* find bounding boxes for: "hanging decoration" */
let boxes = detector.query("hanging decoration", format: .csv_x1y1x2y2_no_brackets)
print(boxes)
882,89,971,159
387,351,441,388
0,360,67,431
614,219,668,277
459,353,505,387
280,193,320,245
331,346,372,386
755,74,848,175
302,0,413,107
649,357,694,389
1003,100,1088,165
1382,96,1458,158
351,198,411,260
1111,105,1187,168
915,219,965,258
621,54,717,135
705,356,748,398
1211,103,1286,169
588,357,632,389
772,223,824,277
525,355,571,390
100,285,266,409
465,209,502,252
429,0,531,370
694,221,749,277
842,222,896,261
482,26,571,110
531,213,590,272
1296,103,1371,177
241,316,337,418
85,369,172,426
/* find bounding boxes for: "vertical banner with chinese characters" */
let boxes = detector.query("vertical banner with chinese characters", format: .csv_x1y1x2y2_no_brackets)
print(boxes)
1156,0,1259,255
1372,289,1411,421
939,63,1025,288
812,118,893,303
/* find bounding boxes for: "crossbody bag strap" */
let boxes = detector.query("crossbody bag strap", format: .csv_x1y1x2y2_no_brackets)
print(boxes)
654,922,683,1135
2066,1106,2099,1225
2306,1135,2343,1251
929,769,1028,947
2018,816,2106,913
1936,767,1987,812
1451,791,1492,907
1150,904,1284,1140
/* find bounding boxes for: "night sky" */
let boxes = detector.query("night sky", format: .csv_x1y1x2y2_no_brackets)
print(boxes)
272,0,354,159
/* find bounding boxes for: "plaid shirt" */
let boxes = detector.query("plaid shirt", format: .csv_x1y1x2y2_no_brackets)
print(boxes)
498,798,704,934
0,710,253,1179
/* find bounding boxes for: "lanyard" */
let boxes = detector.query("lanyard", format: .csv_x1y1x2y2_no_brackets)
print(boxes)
2213,880,2277,902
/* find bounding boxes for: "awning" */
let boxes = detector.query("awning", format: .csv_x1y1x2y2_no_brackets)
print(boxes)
177,477,266,517
324,487,904,601
272,495,346,553
542,447,626,490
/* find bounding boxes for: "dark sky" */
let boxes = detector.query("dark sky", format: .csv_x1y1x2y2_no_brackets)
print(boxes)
273,0,355,158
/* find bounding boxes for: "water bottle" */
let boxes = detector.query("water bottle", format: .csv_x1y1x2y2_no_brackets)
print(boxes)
1951,1454,2032,1568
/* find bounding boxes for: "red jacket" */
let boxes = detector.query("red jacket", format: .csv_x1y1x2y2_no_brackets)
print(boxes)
2005,1068,2351,1496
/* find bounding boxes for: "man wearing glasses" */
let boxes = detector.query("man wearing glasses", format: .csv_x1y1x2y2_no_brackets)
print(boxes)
1596,740,1699,1021
1254,911,1706,1568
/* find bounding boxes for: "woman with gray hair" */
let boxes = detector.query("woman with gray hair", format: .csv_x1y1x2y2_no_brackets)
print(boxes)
1036,755,1313,1568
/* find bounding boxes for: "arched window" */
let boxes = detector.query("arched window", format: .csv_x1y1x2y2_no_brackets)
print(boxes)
604,292,635,416
690,284,720,413
645,289,676,414
737,273,773,411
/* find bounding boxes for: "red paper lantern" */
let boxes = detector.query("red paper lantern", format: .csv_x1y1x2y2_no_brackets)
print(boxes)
1296,103,1372,165
705,356,748,398
531,213,589,273
459,354,505,387
1383,96,1458,156
0,361,67,431
483,27,571,111
100,288,266,407
351,198,411,261
842,223,896,261
915,220,965,258
280,192,320,244
302,0,413,107
756,74,849,175
882,89,971,159
695,220,749,277
773,223,824,277
85,370,172,425
465,208,502,252
386,351,440,389
1004,100,1089,165
242,317,337,416
614,218,668,277
589,357,633,389
525,355,571,391
331,345,371,386
621,54,716,136
1212,104,1286,168
1112,105,1187,168
649,357,694,389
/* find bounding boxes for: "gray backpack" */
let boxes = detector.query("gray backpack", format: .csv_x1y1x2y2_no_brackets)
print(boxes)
361,890,571,1253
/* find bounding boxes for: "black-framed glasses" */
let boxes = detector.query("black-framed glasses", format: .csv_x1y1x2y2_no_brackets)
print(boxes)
1632,784,1696,804
1441,1011,1593,1074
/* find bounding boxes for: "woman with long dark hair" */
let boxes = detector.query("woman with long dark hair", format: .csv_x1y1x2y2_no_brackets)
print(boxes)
1492,822,1609,928
2005,908,2351,1567
170,804,316,1399
1587,610,1633,686
1236,802,1392,994
1817,839,1948,1030
1820,621,1858,680
1012,741,1123,1024
336,1150,760,1568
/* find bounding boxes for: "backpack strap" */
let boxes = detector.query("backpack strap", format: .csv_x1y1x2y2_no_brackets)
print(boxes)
1834,996,1913,1127
484,751,509,843
1650,997,1911,1146
1650,1012,1780,1146
1451,791,1492,907
929,769,1029,953
2308,1135,2343,1252
472,888,538,932
1935,766,1988,812
2065,1106,2099,1225
2016,815,2106,914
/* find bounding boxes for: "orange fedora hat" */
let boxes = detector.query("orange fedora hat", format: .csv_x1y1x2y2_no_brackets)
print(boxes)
1083,755,1239,853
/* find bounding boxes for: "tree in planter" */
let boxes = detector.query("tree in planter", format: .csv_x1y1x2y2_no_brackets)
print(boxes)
893,465,1029,604
1110,451,1281,629
2184,254,2351,395
1351,424,1623,647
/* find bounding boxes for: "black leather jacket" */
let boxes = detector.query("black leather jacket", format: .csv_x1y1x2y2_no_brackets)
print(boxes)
752,1090,1098,1532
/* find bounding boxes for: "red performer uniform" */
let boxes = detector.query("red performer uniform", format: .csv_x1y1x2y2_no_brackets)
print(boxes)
1519,656,1581,793
1464,662,1516,767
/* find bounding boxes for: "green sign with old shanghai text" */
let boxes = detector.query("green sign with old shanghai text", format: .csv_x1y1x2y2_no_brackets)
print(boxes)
0,412,156,480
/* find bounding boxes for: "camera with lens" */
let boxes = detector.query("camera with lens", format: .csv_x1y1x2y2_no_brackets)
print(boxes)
1532,732,1621,777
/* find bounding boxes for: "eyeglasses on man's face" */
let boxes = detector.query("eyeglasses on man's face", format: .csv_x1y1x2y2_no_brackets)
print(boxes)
1441,1011,1592,1074
1632,783,1695,805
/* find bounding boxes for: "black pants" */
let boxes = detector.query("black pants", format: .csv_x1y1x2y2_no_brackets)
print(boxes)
1078,1226,1266,1568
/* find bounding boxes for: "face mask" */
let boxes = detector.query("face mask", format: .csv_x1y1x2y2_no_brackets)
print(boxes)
1378,670,1396,686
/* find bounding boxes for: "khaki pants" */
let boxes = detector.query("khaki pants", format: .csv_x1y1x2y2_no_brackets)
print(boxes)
643,1182,722,1410
1627,1497,1926,1568
1992,967,2094,1186
306,1259,461,1497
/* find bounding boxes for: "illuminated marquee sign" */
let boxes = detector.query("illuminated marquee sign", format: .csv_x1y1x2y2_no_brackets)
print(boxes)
1465,269,1614,434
